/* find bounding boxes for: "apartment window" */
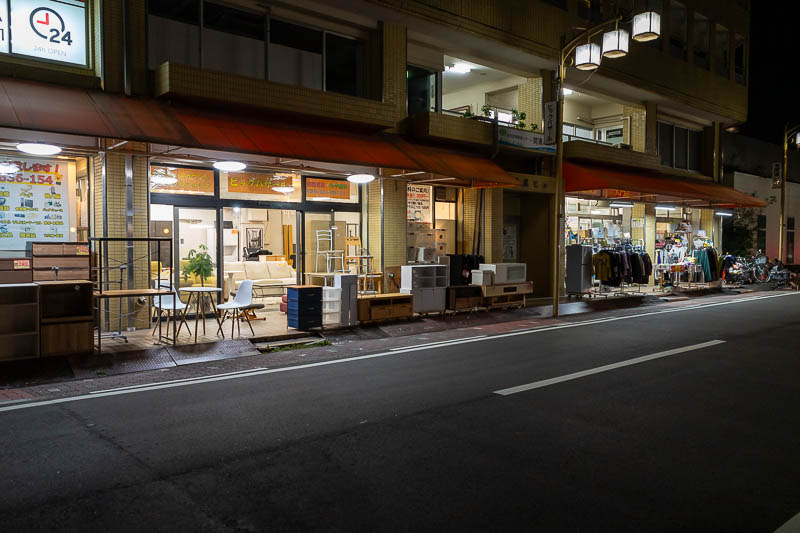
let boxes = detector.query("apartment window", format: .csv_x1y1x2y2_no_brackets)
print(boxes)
326,34,365,97
147,0,201,69
669,1,688,60
658,121,702,171
734,34,746,85
756,215,767,254
269,19,365,97
787,217,795,264
203,2,266,79
716,25,730,78
407,65,438,116
693,13,710,69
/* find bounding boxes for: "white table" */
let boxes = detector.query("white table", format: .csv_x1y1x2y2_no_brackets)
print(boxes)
179,286,224,342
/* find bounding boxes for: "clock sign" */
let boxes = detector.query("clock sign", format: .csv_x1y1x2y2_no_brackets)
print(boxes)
9,0,87,66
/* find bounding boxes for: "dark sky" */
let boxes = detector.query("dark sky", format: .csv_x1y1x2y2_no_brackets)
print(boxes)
738,2,800,144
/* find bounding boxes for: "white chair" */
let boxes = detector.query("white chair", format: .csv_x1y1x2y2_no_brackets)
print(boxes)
152,281,189,337
315,229,345,273
217,279,255,337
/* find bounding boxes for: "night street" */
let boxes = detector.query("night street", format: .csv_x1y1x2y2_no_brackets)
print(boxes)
2,292,798,532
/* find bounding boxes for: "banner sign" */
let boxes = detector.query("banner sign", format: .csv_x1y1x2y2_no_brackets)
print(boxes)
150,166,214,195
0,157,70,249
407,184,432,223
227,172,294,195
498,127,555,154
306,178,350,200
0,0,88,66
543,101,558,145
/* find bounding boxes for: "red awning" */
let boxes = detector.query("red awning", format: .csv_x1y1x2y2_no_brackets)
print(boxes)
0,78,519,187
564,162,766,208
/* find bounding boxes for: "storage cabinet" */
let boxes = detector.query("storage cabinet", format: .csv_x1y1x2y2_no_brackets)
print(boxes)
287,285,322,330
0,258,33,284
400,264,448,313
29,241,91,281
0,283,39,361
357,293,413,323
38,281,94,357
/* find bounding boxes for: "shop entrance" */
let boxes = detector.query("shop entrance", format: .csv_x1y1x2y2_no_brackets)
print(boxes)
503,191,553,298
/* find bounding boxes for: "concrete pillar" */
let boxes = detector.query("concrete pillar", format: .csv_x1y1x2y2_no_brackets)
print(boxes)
645,204,657,283
484,188,503,263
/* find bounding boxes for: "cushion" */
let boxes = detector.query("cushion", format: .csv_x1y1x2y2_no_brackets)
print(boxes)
267,261,295,279
223,262,248,282
244,262,270,280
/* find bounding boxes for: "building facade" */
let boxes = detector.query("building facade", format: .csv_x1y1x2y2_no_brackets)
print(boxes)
0,0,758,333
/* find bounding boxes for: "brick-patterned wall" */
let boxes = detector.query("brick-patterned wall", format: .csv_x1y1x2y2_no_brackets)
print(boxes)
381,22,407,121
623,105,646,153
484,188,503,263
644,204,656,283
367,180,382,273
411,113,494,145
517,77,544,131
462,188,479,255
632,203,645,243
381,178,407,274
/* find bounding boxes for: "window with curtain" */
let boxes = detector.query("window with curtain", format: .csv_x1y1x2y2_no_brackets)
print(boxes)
716,25,730,78
203,1,266,79
693,13,710,69
734,34,746,85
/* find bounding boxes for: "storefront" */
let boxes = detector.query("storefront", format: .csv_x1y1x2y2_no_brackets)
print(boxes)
562,161,766,294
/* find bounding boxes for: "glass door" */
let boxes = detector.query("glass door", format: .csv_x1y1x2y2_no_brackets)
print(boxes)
176,207,219,292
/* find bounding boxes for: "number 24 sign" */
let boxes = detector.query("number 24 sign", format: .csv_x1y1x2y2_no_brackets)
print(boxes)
0,0,87,66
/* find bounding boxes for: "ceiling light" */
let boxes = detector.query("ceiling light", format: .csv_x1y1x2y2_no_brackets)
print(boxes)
632,11,661,42
725,125,740,133
716,211,734,217
796,131,800,145
575,43,601,70
213,161,246,172
562,88,574,96
657,205,676,210
445,63,471,74
602,28,630,58
0,163,19,174
17,143,61,156
347,173,375,184
609,201,634,208
272,186,295,194
232,207,241,213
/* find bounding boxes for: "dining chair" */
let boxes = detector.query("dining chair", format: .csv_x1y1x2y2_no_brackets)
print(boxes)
152,281,190,337
217,279,255,337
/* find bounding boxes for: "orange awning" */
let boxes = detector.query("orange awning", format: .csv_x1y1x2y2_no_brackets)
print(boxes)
0,78,519,188
564,162,766,208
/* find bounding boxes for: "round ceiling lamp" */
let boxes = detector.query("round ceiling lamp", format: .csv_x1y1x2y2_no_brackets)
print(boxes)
213,161,246,172
602,28,630,58
632,11,661,42
17,143,61,156
347,173,376,184
574,43,601,70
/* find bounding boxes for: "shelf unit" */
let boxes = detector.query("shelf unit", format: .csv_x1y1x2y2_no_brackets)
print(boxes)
38,280,94,357
400,264,447,314
29,242,91,281
446,285,483,310
357,293,413,323
0,283,39,361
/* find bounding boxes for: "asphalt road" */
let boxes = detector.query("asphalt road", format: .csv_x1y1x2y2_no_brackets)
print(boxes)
2,293,799,532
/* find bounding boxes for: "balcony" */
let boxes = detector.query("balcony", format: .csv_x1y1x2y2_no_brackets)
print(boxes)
154,62,400,130
563,139,661,171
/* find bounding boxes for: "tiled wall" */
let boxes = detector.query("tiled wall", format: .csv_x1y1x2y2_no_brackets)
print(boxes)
518,78,544,131
484,188,503,263
623,105,647,153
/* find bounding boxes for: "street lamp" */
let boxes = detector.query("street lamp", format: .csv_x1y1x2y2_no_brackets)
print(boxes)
779,122,800,262
551,12,661,317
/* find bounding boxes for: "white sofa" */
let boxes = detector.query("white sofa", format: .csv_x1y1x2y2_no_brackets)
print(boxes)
223,260,297,296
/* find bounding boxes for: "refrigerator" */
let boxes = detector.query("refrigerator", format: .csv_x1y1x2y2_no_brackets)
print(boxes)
566,245,593,294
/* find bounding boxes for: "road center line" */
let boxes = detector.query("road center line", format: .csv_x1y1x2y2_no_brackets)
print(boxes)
494,340,726,396
0,293,795,414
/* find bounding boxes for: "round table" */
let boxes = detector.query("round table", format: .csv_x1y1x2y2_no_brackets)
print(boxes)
179,286,224,342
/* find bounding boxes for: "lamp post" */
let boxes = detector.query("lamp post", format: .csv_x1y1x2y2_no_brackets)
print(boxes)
551,10,661,317
779,123,800,263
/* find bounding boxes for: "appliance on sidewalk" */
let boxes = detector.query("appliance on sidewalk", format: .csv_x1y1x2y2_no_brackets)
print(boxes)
566,244,594,295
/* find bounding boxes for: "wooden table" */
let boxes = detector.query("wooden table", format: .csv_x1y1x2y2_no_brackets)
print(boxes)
179,287,224,342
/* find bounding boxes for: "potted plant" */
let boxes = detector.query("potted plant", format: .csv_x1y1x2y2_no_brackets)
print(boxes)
511,109,527,130
183,244,215,287
481,104,493,118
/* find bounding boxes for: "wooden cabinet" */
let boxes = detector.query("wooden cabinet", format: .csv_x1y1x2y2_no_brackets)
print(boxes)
38,281,94,357
357,294,413,323
0,283,39,361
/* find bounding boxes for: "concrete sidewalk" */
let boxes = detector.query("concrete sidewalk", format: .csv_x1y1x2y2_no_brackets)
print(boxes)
0,286,784,407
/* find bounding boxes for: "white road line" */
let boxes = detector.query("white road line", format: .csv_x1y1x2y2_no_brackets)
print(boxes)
494,340,726,396
389,335,487,350
89,367,268,394
0,292,796,414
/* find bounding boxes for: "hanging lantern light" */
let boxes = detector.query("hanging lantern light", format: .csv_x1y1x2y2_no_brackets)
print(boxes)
632,11,661,42
603,27,630,58
575,43,601,70
795,131,800,147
